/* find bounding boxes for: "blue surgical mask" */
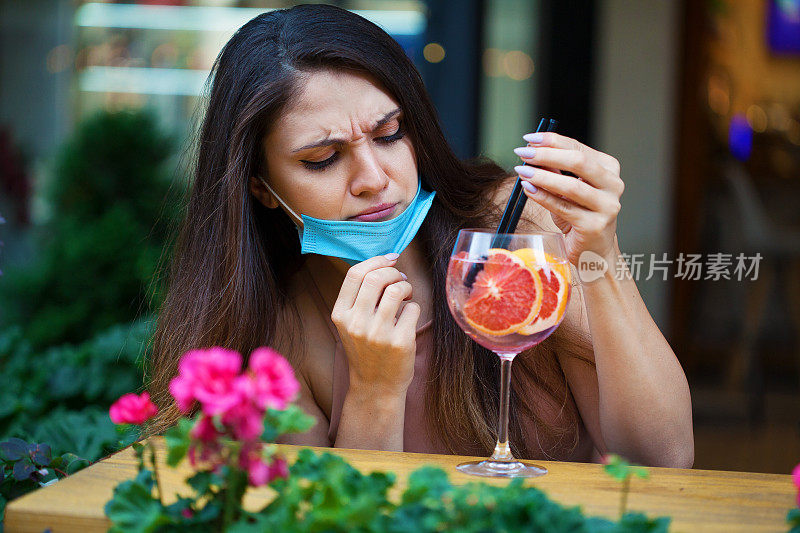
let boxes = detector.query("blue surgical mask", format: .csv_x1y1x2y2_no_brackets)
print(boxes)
257,176,436,265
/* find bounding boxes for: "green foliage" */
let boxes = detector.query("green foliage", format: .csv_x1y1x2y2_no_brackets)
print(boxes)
233,450,669,533
260,449,396,531
0,108,183,348
603,455,649,482
789,508,800,533
603,454,650,519
164,418,194,468
113,446,668,532
0,436,90,526
105,405,670,533
105,470,173,533
0,318,152,460
260,406,316,442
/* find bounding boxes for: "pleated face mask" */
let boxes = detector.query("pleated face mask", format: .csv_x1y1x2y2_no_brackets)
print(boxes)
257,176,436,265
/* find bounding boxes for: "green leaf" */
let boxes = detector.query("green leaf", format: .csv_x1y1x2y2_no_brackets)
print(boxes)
105,470,172,533
619,512,671,532
164,417,194,467
186,470,223,499
12,460,35,481
788,507,800,532
30,443,51,466
0,438,29,461
59,453,90,475
402,466,452,504
260,405,315,442
603,454,649,482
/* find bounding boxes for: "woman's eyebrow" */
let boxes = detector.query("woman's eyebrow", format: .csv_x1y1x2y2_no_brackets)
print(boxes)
291,108,402,153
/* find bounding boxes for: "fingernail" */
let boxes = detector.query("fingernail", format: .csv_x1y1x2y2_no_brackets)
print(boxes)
385,252,400,261
523,133,544,144
521,180,537,194
400,272,408,280
514,165,535,178
513,146,536,158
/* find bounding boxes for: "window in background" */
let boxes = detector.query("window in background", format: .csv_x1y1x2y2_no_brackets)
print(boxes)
478,0,538,169
72,1,428,140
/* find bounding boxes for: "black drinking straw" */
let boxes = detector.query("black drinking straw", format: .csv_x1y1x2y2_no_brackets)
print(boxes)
503,118,559,235
493,117,548,238
463,118,556,288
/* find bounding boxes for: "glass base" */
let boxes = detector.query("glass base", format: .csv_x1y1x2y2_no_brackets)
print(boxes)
456,459,547,478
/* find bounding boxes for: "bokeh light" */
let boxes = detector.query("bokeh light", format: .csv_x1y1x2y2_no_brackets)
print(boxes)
746,104,768,133
503,50,534,81
728,113,753,161
423,42,445,63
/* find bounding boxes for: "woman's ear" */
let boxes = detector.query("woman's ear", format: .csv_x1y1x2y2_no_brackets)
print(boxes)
249,176,279,209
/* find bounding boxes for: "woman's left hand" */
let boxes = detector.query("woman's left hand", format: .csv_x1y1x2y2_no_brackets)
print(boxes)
513,132,624,266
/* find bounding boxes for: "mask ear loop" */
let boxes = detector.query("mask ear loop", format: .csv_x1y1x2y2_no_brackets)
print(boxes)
256,176,304,228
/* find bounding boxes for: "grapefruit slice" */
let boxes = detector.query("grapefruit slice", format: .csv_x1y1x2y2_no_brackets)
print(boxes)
511,249,571,335
463,249,543,336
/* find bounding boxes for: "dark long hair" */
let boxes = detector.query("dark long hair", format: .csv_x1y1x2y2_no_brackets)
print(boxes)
147,4,592,458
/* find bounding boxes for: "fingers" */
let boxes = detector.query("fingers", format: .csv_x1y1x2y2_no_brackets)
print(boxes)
375,280,413,323
520,179,594,228
514,145,609,190
334,253,400,313
351,266,407,315
523,131,621,176
395,301,421,332
514,164,616,212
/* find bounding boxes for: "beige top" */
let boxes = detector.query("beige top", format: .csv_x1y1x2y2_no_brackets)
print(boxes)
304,272,595,461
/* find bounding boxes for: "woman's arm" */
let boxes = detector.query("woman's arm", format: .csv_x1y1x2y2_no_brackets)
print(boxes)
510,133,694,468
329,254,419,452
277,255,416,451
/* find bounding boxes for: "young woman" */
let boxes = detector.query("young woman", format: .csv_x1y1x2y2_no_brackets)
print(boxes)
147,4,693,467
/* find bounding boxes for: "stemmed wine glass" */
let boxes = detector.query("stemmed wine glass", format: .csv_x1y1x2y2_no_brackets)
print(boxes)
445,229,572,477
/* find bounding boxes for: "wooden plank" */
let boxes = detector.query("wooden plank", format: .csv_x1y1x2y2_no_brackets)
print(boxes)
4,437,796,532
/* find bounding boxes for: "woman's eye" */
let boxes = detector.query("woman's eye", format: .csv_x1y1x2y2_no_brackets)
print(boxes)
301,152,338,171
299,123,404,171
375,124,405,144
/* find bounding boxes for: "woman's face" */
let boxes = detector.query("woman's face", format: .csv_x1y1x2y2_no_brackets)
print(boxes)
257,69,418,223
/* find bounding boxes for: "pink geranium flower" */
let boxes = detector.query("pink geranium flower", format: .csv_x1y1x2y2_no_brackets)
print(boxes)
109,392,158,425
792,463,800,506
169,348,243,415
220,376,265,441
269,456,289,480
248,347,300,410
190,415,222,443
238,444,288,487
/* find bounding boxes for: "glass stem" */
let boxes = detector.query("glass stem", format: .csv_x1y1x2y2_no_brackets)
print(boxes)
490,354,516,462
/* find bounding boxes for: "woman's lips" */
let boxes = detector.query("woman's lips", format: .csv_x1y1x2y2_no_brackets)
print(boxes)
350,203,397,222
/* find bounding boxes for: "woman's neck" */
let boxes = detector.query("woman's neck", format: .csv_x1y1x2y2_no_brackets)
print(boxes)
306,238,433,324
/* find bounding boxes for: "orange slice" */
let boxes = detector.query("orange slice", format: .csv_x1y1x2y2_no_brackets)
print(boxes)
463,249,543,336
518,266,569,334
511,249,571,335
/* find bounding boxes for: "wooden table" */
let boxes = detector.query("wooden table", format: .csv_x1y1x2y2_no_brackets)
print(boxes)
3,437,797,532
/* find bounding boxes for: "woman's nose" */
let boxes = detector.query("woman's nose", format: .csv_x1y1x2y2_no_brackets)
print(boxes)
349,144,389,196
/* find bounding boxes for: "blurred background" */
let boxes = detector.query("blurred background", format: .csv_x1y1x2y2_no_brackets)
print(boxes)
0,0,799,477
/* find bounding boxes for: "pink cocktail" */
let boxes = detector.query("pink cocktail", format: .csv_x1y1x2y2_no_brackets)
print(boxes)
445,229,572,477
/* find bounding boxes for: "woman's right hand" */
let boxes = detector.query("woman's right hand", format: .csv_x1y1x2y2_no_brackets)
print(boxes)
330,253,420,399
